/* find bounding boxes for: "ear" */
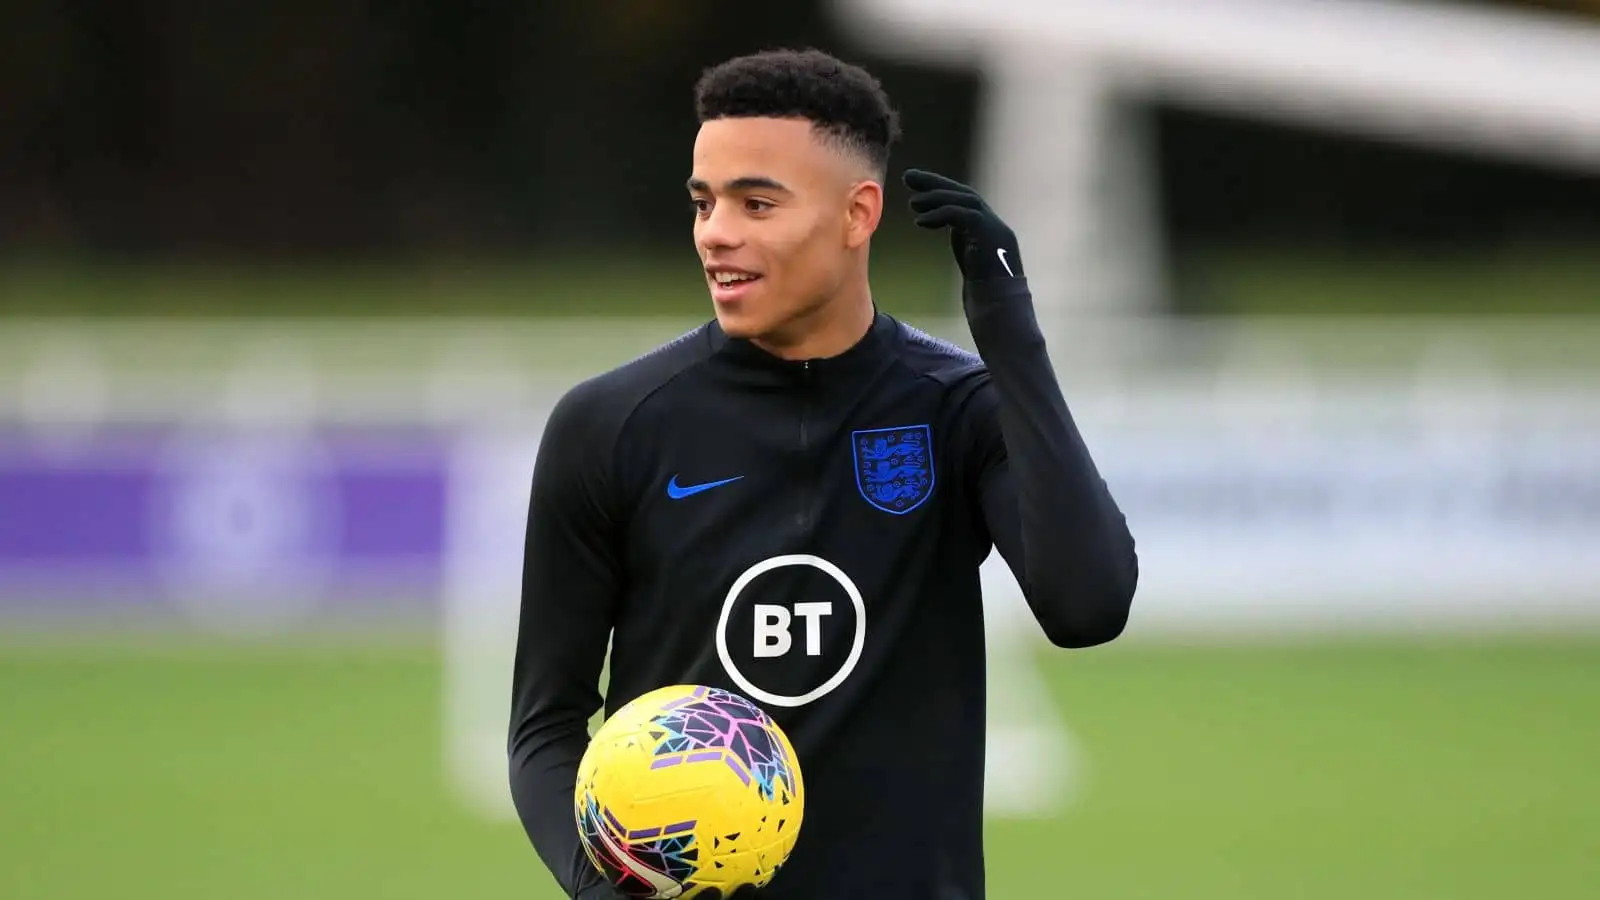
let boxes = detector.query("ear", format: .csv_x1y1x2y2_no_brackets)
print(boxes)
843,179,884,250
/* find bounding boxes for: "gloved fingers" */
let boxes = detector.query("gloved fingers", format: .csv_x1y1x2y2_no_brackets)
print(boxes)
902,167,973,194
912,205,987,232
906,188,985,215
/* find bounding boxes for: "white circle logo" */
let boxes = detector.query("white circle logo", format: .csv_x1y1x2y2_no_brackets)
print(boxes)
715,553,866,708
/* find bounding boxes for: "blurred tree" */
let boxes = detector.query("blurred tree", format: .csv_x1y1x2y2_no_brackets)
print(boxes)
0,0,77,249
0,0,1592,264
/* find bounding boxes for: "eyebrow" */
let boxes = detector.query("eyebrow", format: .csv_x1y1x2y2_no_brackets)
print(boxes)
686,175,790,194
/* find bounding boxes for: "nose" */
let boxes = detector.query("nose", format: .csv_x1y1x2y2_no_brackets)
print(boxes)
696,201,743,254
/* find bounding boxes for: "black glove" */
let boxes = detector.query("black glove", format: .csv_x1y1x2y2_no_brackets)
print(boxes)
904,168,1024,282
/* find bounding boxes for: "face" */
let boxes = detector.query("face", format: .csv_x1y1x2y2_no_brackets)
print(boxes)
688,117,883,347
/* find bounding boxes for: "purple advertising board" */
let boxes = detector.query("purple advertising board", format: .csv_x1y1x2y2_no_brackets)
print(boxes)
0,425,452,624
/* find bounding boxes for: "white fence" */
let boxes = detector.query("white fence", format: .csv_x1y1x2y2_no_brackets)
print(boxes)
5,313,1597,630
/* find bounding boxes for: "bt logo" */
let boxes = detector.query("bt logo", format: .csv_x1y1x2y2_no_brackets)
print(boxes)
753,602,833,658
715,554,866,709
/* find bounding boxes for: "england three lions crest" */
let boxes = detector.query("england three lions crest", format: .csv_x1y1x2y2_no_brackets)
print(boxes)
852,424,935,515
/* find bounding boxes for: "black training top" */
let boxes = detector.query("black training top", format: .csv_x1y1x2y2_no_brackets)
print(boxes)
509,277,1139,900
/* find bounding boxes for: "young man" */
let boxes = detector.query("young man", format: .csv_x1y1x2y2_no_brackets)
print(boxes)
509,48,1138,900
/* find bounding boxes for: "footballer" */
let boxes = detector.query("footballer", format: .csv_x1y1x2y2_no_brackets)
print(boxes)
509,48,1139,900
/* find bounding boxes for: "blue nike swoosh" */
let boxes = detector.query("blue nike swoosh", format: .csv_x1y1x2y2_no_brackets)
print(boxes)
666,474,744,500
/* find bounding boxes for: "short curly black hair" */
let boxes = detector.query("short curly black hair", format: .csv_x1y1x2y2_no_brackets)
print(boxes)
694,48,902,179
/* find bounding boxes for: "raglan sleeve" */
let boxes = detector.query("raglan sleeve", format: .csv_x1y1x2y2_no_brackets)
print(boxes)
508,378,629,900
958,277,1139,648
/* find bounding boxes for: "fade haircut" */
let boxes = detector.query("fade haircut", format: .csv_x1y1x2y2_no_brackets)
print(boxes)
693,48,902,180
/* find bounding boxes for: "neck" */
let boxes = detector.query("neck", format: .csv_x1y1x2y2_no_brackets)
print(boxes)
753,283,877,361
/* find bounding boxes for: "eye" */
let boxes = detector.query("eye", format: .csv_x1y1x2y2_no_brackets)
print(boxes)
744,198,774,214
690,198,711,216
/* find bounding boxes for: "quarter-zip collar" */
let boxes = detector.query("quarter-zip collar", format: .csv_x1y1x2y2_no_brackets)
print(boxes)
708,310,898,386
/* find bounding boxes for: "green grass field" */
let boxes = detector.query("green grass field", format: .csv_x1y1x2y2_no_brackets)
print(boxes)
2,635,1595,900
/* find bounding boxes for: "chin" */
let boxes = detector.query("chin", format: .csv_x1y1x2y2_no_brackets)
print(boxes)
712,305,766,339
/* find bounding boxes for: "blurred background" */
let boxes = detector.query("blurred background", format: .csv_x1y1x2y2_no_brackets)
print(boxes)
2,1,1598,898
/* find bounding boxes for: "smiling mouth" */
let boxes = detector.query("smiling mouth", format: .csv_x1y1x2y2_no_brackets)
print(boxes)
708,271,763,303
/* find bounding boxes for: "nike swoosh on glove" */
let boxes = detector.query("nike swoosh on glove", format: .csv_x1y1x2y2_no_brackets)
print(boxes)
904,168,1023,282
